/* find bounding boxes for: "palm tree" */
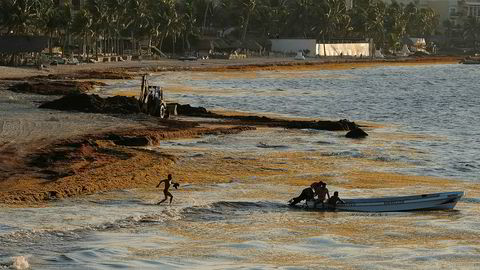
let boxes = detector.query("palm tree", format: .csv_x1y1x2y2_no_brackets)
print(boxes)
317,0,350,56
177,0,199,52
442,19,454,49
192,0,216,37
71,8,93,57
40,1,71,55
85,0,110,56
0,0,43,35
366,0,386,50
463,16,480,52
349,0,370,39
384,1,407,51
418,8,438,37
284,0,318,38
226,0,259,41
250,0,289,39
123,0,150,54
405,4,438,38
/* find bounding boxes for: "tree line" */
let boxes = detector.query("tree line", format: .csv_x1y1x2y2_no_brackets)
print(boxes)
0,0,478,56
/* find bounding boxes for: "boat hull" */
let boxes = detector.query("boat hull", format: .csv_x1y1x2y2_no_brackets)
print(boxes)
302,191,463,212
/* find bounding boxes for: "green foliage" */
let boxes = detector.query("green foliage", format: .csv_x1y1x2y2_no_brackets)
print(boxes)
463,16,480,51
0,0,445,53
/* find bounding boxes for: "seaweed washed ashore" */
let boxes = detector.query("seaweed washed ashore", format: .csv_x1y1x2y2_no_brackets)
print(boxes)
0,89,366,205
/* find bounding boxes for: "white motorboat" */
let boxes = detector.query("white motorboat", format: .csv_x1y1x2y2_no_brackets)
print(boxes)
300,191,464,212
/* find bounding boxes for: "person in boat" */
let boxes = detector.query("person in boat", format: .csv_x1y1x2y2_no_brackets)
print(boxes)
326,191,345,208
156,174,179,205
312,181,330,207
288,186,315,206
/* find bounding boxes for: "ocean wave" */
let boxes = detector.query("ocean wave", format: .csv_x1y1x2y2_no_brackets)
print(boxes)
5,256,29,270
316,140,335,145
210,201,277,209
460,198,480,204
321,150,365,158
256,142,289,149
178,201,287,222
0,200,286,245
371,156,399,162
0,208,183,245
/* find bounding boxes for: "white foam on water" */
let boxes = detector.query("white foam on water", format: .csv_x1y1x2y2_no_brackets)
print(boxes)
11,256,29,270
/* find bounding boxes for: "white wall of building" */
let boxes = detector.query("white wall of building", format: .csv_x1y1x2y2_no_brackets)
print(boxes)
317,43,370,57
270,39,317,56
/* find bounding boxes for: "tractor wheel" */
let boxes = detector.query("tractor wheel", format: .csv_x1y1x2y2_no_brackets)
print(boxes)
159,104,166,119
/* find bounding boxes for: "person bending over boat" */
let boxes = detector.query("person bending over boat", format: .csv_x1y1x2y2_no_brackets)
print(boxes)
288,186,315,206
156,174,180,205
326,191,345,208
312,182,330,207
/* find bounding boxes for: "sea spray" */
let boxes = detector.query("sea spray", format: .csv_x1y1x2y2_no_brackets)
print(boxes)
11,256,29,269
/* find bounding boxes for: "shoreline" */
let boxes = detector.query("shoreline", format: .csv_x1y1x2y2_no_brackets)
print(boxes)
0,119,467,206
0,56,469,206
0,55,461,80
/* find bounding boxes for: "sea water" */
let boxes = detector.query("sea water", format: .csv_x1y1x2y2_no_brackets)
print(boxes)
147,64,480,182
1,64,479,269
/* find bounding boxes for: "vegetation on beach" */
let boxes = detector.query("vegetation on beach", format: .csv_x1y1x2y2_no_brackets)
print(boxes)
2,0,477,57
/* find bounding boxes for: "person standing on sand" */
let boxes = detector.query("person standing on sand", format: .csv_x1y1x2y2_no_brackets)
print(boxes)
156,174,179,204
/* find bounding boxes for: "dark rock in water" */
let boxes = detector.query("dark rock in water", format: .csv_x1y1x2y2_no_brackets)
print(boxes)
39,93,140,114
338,119,358,130
345,127,368,138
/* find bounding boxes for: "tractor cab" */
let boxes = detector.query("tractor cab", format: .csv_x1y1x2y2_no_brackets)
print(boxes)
139,75,168,119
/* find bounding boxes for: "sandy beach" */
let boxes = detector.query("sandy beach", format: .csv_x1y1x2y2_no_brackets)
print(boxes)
0,56,467,206
0,55,460,79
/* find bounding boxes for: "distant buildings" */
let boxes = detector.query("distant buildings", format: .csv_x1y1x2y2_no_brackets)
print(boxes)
383,0,480,27
451,0,480,25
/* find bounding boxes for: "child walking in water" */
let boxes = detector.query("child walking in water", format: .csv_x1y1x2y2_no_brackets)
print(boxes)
156,174,180,204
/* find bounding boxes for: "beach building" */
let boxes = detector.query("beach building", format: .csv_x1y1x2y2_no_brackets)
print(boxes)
317,41,371,57
382,0,480,27
451,0,480,24
270,39,371,57
270,39,318,57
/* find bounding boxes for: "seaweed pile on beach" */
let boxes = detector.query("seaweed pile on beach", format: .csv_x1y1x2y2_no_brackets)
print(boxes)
40,93,140,114
8,80,105,95
0,124,256,203
39,93,367,136
0,59,383,205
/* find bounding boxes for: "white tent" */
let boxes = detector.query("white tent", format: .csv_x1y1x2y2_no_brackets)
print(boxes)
374,49,384,58
397,44,411,56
